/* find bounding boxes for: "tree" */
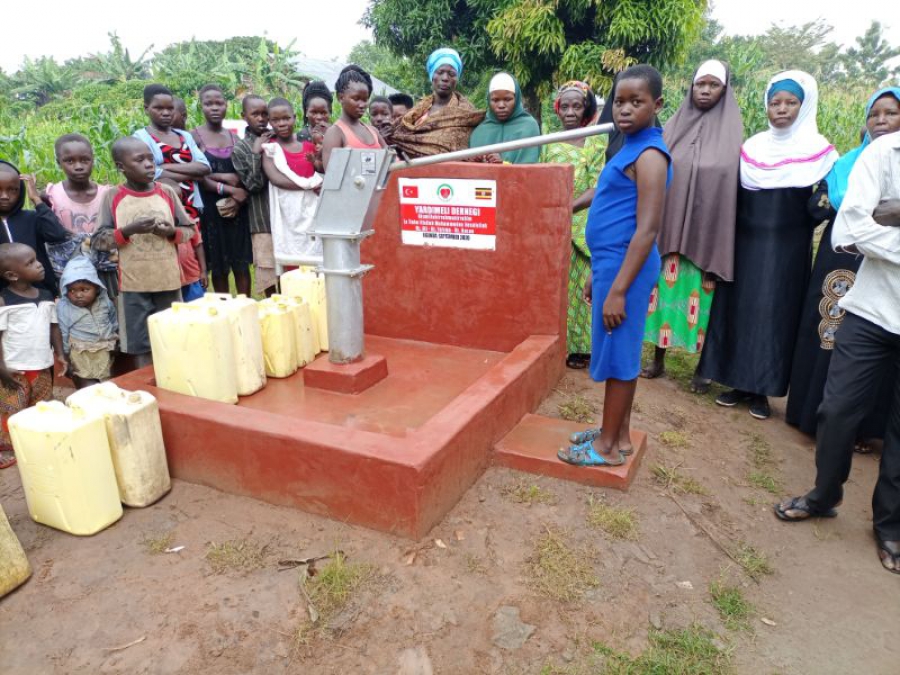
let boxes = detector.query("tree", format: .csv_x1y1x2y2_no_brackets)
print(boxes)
80,33,153,84
753,19,842,84
348,40,426,96
842,21,900,86
364,0,706,117
11,57,79,106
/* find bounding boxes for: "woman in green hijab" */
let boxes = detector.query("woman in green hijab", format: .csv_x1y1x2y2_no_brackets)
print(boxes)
469,72,541,164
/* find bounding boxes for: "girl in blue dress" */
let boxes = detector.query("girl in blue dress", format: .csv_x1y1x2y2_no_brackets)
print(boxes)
559,65,673,467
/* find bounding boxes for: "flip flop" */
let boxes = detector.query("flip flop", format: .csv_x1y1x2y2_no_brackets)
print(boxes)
0,450,16,470
568,428,633,455
876,538,900,575
557,439,625,467
773,496,837,522
566,354,590,370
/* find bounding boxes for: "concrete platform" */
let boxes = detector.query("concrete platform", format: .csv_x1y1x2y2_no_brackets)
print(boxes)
114,334,563,539
302,352,388,394
493,414,646,490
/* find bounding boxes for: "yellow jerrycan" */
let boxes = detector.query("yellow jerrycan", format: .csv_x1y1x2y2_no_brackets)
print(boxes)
66,383,171,508
9,401,123,536
257,300,299,378
194,293,266,396
148,302,239,404
0,503,31,597
279,268,329,351
270,294,319,366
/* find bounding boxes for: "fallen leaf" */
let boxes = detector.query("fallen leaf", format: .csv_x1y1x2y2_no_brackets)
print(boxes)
434,539,447,549
454,530,465,541
164,546,185,554
676,581,694,590
760,617,777,627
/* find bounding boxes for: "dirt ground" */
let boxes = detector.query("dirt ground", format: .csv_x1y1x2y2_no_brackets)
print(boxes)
2,364,900,674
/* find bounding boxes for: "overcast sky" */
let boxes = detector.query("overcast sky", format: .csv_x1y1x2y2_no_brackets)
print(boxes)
1,0,896,73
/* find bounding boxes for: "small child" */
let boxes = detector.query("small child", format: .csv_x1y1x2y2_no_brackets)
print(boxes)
0,161,70,296
559,65,672,467
388,93,415,122
57,256,118,388
171,97,189,133
93,137,196,370
42,134,118,296
178,230,207,301
0,243,68,469
368,95,394,137
322,65,386,171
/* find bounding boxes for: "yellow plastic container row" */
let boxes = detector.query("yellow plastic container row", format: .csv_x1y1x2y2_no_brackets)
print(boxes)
66,383,171,508
270,294,319,366
148,302,239,404
9,401,123,536
0,504,31,597
280,269,329,351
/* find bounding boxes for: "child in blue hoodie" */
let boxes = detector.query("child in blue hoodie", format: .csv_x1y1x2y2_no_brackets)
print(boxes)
57,256,118,388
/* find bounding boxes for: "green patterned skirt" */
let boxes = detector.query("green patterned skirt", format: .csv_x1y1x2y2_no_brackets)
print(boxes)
643,254,716,353
567,242,592,354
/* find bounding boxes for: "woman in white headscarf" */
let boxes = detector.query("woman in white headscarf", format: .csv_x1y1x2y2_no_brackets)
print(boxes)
697,70,838,420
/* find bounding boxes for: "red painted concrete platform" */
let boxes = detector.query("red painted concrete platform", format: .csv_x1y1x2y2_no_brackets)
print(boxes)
302,352,388,394
115,334,563,539
493,414,646,490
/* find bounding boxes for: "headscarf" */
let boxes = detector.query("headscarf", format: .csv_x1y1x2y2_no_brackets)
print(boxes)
427,48,463,81
824,86,900,211
694,60,727,85
469,73,541,164
740,70,838,190
553,81,598,127
768,79,805,103
597,72,661,162
657,61,744,281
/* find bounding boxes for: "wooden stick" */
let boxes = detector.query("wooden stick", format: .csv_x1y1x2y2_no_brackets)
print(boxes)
103,636,146,653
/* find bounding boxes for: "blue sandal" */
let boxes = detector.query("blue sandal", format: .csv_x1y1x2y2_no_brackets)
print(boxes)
557,440,625,467
568,428,633,456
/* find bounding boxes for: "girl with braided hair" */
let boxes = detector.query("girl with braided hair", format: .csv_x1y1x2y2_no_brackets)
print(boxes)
321,65,386,170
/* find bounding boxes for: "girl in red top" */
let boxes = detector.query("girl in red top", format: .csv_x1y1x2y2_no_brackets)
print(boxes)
322,65,386,170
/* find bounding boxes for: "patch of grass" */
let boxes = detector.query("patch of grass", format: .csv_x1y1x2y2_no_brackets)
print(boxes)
464,553,489,575
659,430,690,448
732,542,774,581
205,539,267,574
501,479,558,506
651,463,710,496
586,496,639,541
295,551,376,645
746,433,774,469
747,471,781,495
141,531,174,555
527,527,598,602
557,393,596,423
594,625,733,674
709,580,755,631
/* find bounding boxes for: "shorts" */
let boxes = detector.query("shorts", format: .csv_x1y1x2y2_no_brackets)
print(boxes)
119,289,182,355
69,340,115,380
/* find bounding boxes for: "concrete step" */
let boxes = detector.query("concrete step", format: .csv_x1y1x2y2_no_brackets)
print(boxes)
493,413,646,490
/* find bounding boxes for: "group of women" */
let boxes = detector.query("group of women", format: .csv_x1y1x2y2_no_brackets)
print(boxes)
370,46,900,448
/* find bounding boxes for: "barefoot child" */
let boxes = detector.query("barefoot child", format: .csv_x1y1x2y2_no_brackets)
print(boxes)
0,243,68,469
322,65,386,170
57,256,117,388
93,137,195,369
0,161,70,296
559,65,672,467
262,98,323,263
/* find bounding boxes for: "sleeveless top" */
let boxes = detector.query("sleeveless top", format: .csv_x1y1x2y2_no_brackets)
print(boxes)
335,119,382,150
586,126,672,257
195,128,236,160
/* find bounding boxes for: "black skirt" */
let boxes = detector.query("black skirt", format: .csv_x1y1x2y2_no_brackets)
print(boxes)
785,218,890,437
698,186,815,397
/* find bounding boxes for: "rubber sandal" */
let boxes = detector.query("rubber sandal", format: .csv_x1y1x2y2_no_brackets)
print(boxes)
557,440,625,467
689,377,711,394
566,354,590,370
567,428,633,455
876,538,900,575
773,496,837,522
0,451,16,470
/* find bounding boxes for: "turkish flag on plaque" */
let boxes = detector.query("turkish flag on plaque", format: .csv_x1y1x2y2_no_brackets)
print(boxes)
402,185,419,199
